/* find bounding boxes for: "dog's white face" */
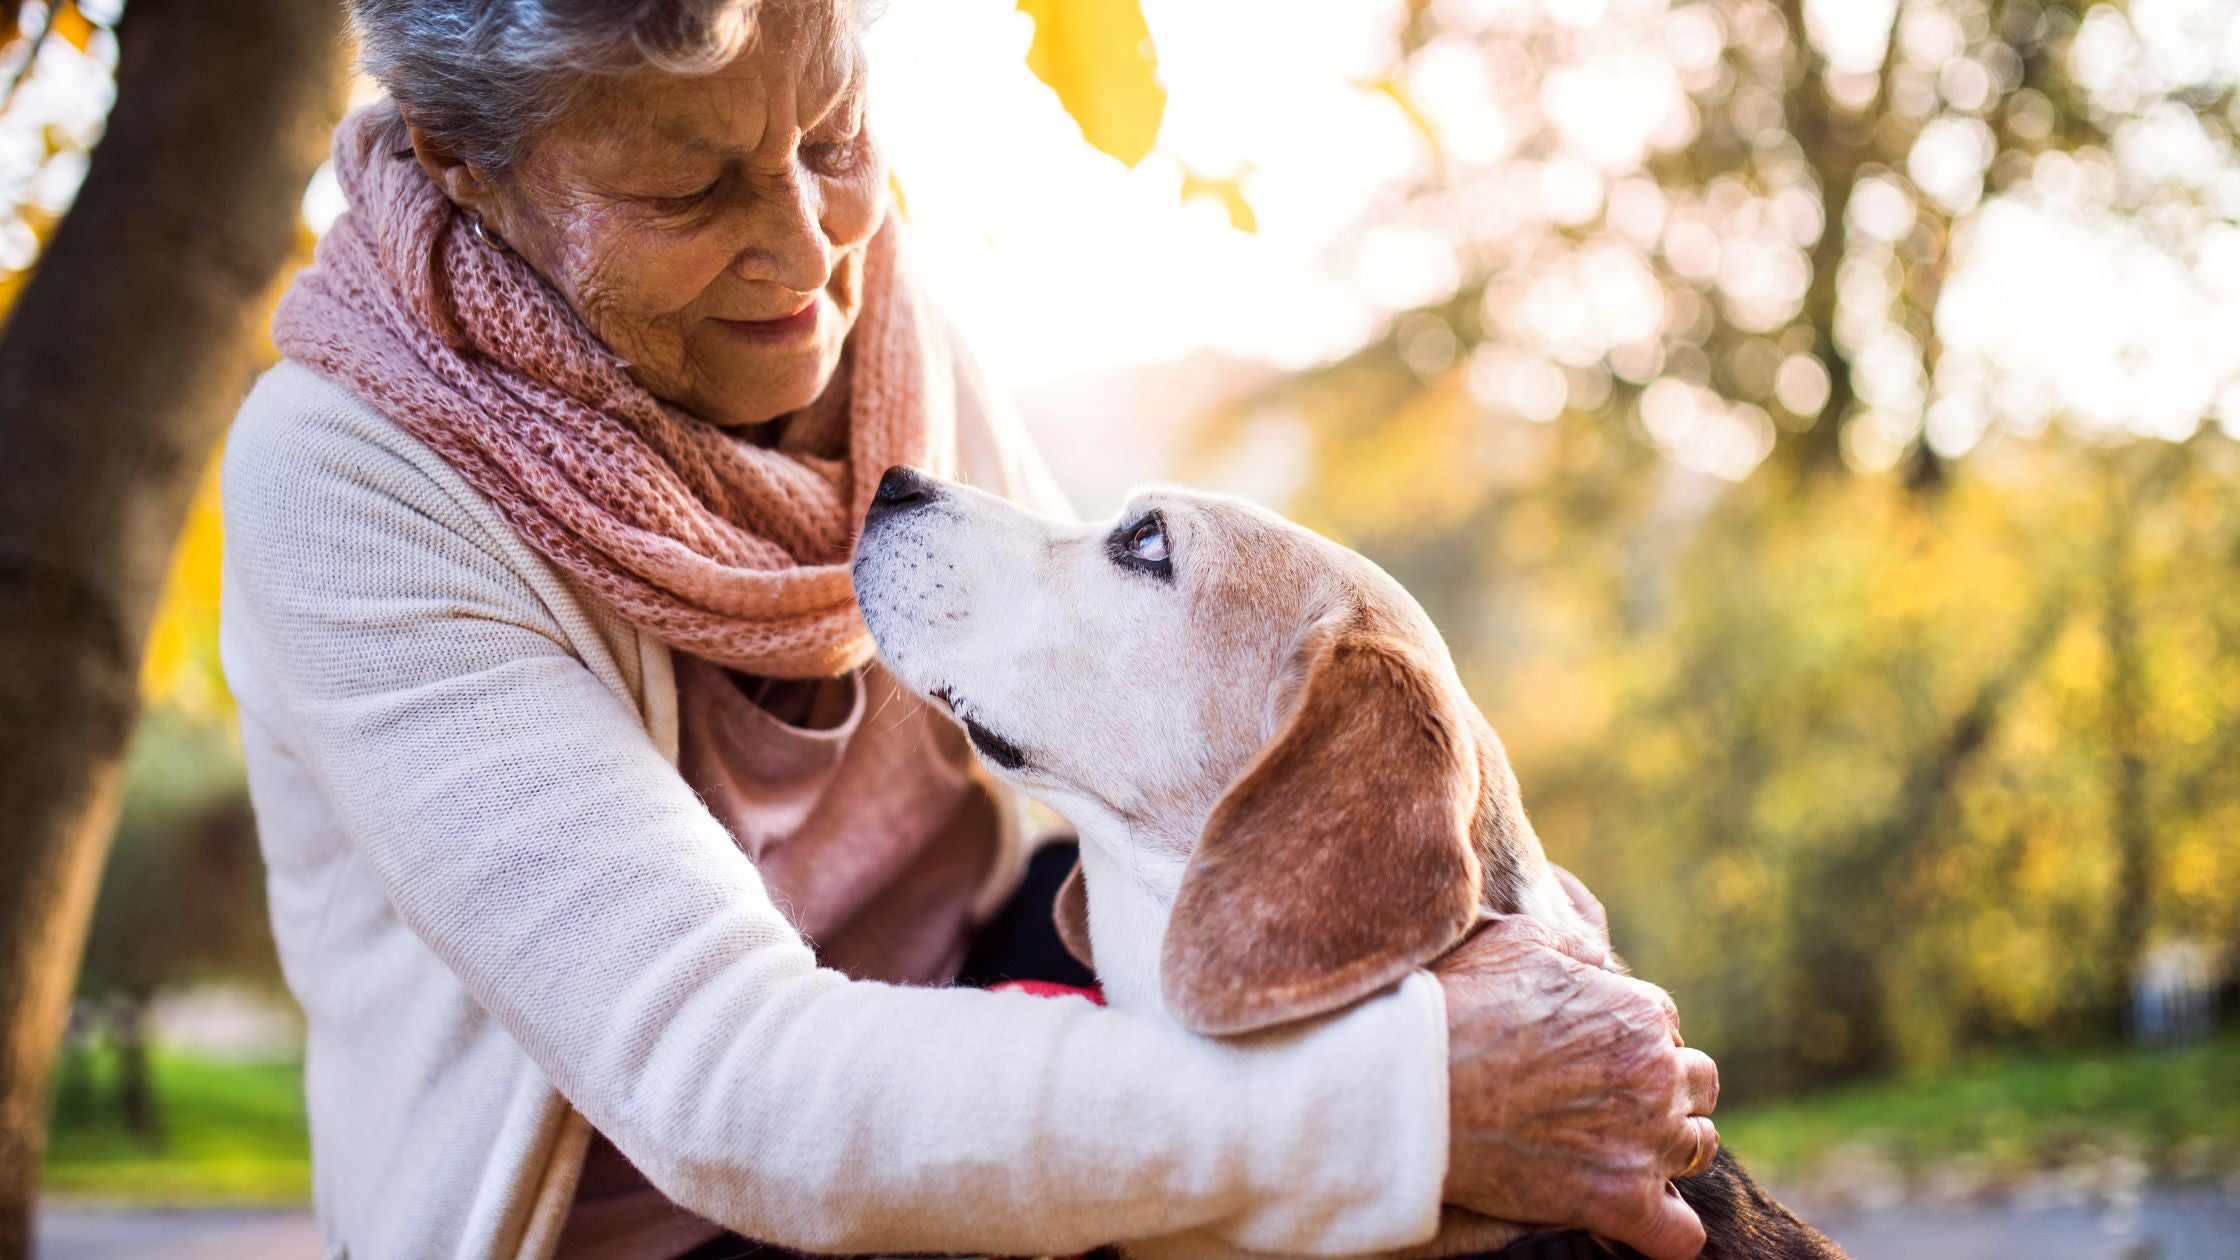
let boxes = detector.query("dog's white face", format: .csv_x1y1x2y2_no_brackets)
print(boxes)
854,469,1335,854
853,468,1567,1036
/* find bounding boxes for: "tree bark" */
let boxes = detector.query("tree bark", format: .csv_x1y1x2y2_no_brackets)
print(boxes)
0,0,345,1252
112,997,157,1139
1776,0,1866,480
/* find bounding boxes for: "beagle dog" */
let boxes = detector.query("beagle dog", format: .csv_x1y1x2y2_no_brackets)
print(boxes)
851,467,1844,1260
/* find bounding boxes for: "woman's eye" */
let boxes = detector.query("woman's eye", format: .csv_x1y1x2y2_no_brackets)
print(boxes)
647,178,721,211
804,137,864,177
1128,521,1169,563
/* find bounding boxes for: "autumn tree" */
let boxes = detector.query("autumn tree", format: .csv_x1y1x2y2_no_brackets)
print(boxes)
0,0,344,1250
1194,0,2240,1090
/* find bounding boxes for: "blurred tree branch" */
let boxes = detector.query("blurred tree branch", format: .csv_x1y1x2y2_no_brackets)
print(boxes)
1190,0,2240,1092
1785,588,2073,1081
0,0,344,1251
1773,0,1887,479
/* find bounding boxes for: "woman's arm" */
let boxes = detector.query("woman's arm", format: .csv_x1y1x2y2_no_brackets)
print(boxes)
220,382,1449,1256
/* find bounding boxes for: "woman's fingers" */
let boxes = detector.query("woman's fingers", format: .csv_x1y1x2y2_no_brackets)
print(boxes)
1443,910,1607,970
1438,922,1722,1259
1601,1112,1718,1258
1664,1112,1720,1178
1652,982,1683,1042
1595,1183,1708,1260
1677,1045,1720,1117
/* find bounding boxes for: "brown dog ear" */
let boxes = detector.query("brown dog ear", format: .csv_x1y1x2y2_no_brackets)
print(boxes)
1161,611,1483,1036
1053,856,1095,970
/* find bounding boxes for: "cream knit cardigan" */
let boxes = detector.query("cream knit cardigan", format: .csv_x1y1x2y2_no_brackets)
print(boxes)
218,359,1451,1260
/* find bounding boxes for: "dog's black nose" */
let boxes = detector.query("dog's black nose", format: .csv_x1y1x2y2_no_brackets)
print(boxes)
868,465,939,517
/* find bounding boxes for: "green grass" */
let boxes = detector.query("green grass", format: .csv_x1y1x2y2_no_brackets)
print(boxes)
39,1030,2240,1206
1719,1027,2240,1187
44,1047,310,1204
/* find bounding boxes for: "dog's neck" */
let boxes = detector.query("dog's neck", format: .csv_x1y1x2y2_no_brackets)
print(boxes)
1072,830,1185,1020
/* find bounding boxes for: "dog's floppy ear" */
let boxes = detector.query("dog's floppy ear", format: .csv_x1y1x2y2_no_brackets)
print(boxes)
1161,609,1483,1036
1053,857,1095,970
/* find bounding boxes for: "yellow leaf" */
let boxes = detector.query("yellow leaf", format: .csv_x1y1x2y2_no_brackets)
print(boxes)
1179,166,1257,233
886,169,910,221
49,2,94,52
1360,77,1441,160
1017,0,1166,167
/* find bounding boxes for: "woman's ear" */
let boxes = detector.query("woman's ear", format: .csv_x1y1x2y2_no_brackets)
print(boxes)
404,121,501,221
1159,609,1484,1037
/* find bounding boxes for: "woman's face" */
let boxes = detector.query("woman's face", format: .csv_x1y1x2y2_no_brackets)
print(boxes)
472,10,882,427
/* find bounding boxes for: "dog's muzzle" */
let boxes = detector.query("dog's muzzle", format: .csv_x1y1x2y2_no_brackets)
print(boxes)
865,465,943,524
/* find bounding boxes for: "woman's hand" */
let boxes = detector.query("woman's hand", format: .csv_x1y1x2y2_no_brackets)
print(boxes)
1436,914,1720,1260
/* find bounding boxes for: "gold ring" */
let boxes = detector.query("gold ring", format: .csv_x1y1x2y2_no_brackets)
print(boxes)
1680,1121,1717,1178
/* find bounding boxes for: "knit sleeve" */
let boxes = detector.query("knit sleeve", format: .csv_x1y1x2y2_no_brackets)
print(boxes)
219,371,1450,1256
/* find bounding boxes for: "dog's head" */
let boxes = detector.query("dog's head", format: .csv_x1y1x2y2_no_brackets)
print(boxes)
852,467,1548,1035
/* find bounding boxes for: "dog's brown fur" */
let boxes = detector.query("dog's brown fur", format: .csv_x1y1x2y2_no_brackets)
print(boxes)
1071,564,1847,1259
1164,613,1486,1035
1666,1149,1844,1259
855,473,1839,1257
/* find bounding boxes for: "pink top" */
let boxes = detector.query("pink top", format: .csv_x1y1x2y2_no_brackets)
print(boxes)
557,655,1001,1257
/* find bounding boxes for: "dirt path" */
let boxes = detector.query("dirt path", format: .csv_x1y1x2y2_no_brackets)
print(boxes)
36,1206,320,1260
1806,1183,2240,1260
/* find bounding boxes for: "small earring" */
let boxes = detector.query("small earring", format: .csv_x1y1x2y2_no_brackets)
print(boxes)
470,214,510,253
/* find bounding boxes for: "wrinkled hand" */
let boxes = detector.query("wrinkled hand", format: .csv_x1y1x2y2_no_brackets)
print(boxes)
1435,914,1720,1260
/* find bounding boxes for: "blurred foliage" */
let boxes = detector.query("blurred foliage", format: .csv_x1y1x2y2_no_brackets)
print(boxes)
76,709,274,1007
1201,0,2240,1094
70,707,274,1134
1723,1026,2240,1199
46,1050,308,1203
138,453,229,717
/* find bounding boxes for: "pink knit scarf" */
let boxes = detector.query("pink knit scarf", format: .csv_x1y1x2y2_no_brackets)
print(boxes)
273,106,952,679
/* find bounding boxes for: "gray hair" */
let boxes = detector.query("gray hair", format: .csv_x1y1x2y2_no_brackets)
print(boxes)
350,0,850,175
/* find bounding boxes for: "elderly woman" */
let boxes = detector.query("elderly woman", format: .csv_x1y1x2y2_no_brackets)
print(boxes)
218,2,1720,1259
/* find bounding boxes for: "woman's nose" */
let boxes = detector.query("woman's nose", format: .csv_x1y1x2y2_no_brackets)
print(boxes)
729,175,831,294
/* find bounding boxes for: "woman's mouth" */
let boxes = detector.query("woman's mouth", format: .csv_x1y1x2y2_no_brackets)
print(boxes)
715,299,820,344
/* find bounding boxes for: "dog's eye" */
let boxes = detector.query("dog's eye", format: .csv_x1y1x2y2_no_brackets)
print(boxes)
1108,511,1176,580
1128,519,1169,563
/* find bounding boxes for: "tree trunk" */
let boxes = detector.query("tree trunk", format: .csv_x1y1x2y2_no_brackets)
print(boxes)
1776,0,1868,480
0,0,345,1252
111,998,157,1140
2100,466,2153,1035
